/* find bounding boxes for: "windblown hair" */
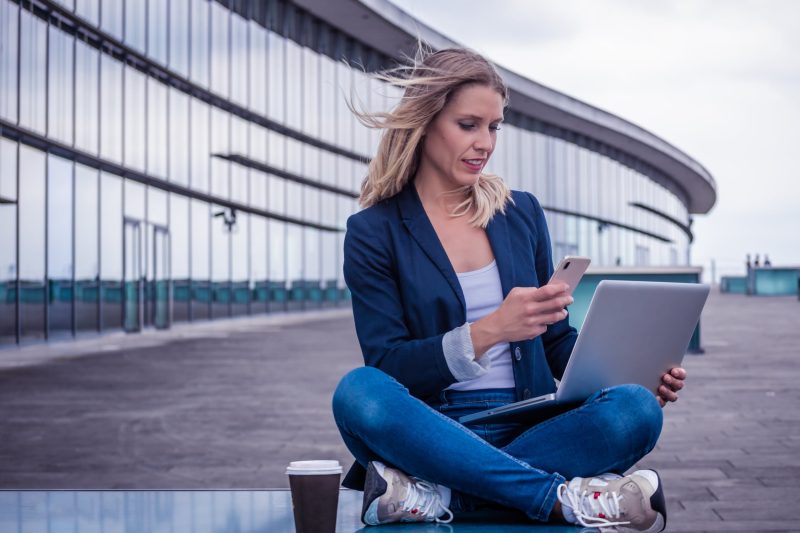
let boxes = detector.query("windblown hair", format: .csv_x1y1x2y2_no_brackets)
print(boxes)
350,44,513,227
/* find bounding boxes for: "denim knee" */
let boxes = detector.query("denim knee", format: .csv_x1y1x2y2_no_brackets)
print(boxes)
332,366,396,434
604,384,663,455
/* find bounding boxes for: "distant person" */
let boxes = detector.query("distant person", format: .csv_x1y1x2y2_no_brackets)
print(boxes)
615,256,622,266
754,254,761,267
745,253,752,271
332,45,684,531
764,255,772,267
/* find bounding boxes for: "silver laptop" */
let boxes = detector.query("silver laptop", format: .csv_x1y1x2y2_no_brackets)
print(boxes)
459,280,710,425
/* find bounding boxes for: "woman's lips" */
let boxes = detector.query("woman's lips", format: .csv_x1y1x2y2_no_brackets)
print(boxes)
462,159,484,171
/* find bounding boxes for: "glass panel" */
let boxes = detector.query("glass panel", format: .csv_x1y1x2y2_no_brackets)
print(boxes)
210,108,229,199
286,224,302,311
169,89,189,185
147,79,168,178
211,203,231,318
190,98,210,192
74,164,98,332
268,220,286,312
124,67,146,171
47,26,74,145
304,228,321,308
190,200,210,320
153,227,169,328
267,31,284,124
230,13,248,107
248,21,267,115
100,172,123,330
75,0,99,26
170,194,189,322
75,40,99,154
231,212,249,316
0,139,17,344
47,155,74,337
189,0,209,87
250,215,267,314
169,0,190,77
147,0,168,65
18,146,46,340
125,0,146,53
19,11,46,135
285,39,302,131
100,55,124,163
123,219,142,332
100,0,123,40
210,2,229,98
0,0,19,123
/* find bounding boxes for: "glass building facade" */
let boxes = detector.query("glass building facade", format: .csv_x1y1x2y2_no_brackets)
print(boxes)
0,0,712,346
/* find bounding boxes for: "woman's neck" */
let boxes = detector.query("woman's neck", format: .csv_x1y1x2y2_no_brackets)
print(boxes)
414,175,470,218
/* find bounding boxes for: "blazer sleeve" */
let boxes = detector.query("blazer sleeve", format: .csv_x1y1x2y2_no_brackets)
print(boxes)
527,192,578,380
343,213,457,398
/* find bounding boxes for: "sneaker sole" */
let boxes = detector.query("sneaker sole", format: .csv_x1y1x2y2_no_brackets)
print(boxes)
629,469,667,533
361,462,388,525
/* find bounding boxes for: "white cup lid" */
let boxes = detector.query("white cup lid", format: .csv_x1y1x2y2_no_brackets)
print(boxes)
286,460,342,475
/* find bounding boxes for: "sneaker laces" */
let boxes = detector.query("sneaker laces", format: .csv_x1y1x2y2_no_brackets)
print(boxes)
557,482,630,529
402,478,454,524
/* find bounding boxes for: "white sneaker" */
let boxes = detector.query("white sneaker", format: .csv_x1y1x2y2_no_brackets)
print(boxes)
361,461,453,525
557,470,666,532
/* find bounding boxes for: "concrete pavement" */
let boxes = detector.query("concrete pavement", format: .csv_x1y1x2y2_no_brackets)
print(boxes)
0,291,798,531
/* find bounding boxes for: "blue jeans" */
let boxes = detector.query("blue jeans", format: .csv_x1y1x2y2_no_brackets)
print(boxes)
332,367,663,522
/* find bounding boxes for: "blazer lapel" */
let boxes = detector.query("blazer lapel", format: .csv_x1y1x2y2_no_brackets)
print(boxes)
485,209,515,297
398,184,466,311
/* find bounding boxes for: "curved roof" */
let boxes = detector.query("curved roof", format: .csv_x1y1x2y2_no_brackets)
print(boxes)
294,0,717,214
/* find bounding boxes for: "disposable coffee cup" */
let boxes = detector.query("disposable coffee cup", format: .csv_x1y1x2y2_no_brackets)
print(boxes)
286,460,342,533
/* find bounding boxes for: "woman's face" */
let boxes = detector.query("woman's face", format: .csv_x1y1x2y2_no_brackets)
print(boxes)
418,83,505,190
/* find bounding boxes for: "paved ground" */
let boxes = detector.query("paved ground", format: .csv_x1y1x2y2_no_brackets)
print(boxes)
0,291,798,531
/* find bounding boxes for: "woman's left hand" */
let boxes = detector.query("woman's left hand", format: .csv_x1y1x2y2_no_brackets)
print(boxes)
657,367,686,408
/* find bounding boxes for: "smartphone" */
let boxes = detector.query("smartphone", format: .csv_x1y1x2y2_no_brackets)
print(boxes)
548,256,591,296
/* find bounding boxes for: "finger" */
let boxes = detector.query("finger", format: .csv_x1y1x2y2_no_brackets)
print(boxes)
670,367,687,380
661,374,684,391
532,283,569,301
657,396,666,408
658,385,679,402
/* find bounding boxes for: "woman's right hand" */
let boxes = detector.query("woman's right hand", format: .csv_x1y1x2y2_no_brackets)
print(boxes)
470,284,573,357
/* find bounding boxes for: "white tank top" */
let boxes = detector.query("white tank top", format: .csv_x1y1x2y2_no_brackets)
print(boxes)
446,260,515,391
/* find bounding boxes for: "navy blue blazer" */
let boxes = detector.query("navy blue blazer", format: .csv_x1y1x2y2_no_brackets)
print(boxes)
340,181,578,489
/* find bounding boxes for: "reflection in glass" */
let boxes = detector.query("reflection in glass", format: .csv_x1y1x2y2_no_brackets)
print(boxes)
19,11,46,134
47,26,74,145
100,172,123,330
123,218,143,332
74,164,99,332
124,67,147,171
0,1,19,123
48,155,74,336
190,99,210,192
18,146,46,340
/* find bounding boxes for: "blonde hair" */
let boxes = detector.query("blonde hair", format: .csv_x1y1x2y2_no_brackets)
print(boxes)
350,44,513,228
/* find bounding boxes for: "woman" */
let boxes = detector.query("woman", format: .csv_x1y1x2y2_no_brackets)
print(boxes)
332,46,685,531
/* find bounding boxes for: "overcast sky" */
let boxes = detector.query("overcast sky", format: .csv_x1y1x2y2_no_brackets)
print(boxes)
389,0,800,278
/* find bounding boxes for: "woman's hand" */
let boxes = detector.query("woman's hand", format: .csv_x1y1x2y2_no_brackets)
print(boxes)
470,283,572,357
657,367,686,407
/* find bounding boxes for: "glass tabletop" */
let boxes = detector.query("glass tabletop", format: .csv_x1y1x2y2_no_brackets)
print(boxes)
0,489,587,532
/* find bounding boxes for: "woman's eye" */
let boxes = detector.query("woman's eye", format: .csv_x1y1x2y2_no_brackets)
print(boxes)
490,125,502,132
458,123,476,130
